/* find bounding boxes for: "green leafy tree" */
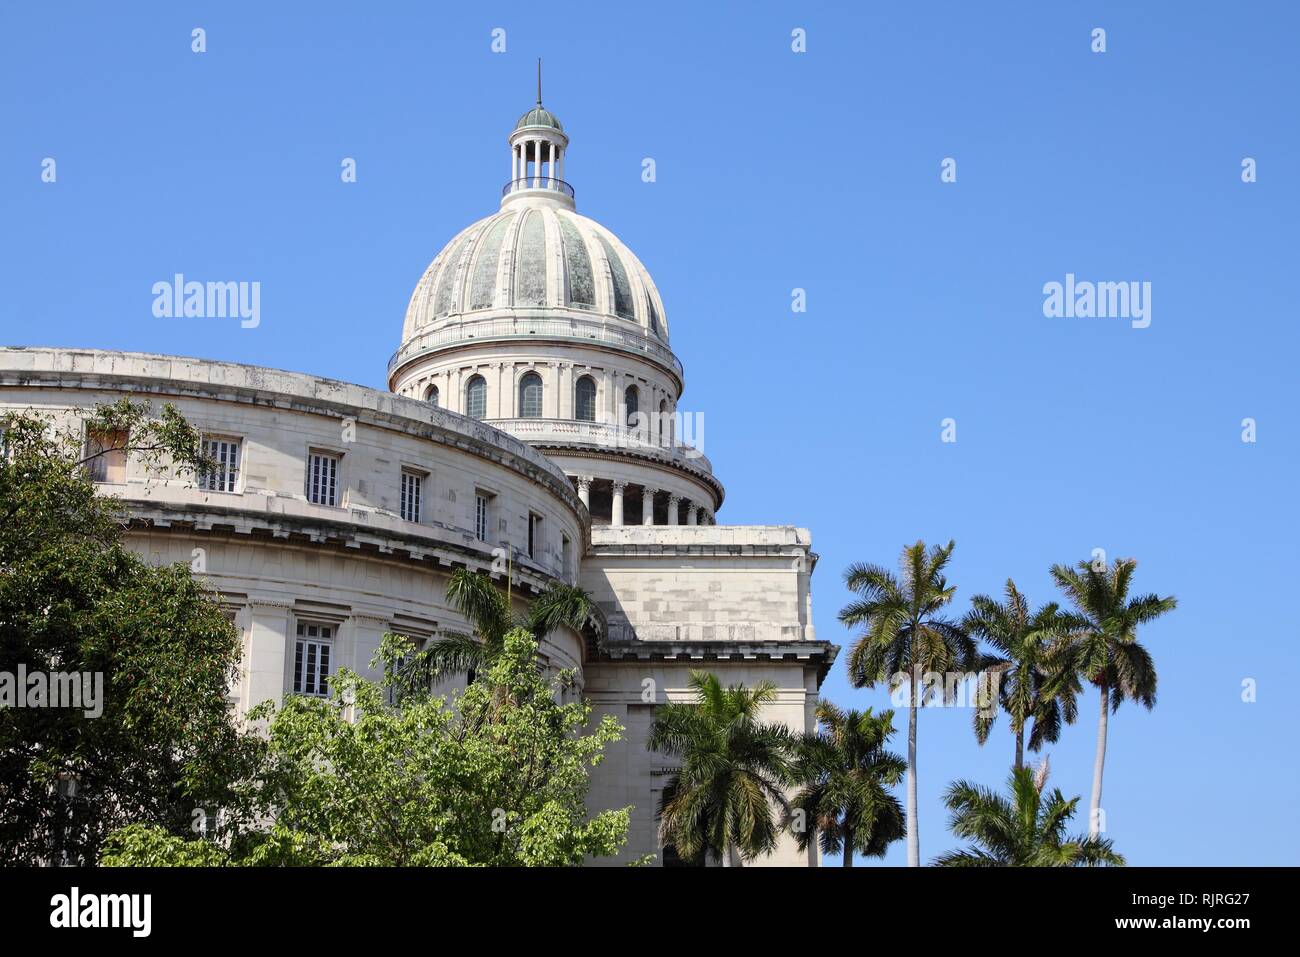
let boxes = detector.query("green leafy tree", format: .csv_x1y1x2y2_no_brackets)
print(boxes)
933,761,1125,867
1049,558,1176,837
412,567,594,682
647,672,794,867
964,580,1080,771
786,701,905,867
838,539,976,867
102,629,631,866
0,402,259,865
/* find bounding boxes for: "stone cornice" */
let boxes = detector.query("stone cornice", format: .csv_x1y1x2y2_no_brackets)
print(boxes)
595,639,841,684
122,498,569,598
526,442,725,505
0,346,586,525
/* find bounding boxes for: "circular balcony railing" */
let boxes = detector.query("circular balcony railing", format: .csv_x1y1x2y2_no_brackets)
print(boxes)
502,177,575,199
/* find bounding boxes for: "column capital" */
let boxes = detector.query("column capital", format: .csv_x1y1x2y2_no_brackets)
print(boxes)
576,475,594,491
666,493,681,506
611,480,628,492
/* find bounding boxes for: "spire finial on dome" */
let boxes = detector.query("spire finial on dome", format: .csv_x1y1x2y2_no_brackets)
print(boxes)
537,58,542,107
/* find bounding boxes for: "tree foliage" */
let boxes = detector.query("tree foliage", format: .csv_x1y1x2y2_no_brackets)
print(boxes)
787,701,905,866
933,763,1125,867
963,580,1081,769
0,402,256,865
648,672,794,865
103,629,631,866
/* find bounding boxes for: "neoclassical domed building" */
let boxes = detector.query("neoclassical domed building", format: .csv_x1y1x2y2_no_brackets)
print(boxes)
0,95,837,866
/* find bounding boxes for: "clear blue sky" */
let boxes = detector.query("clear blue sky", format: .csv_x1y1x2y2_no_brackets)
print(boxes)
3,2,1296,866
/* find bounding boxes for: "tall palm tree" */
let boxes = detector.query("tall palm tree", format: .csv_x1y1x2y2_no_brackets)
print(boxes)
411,568,594,683
647,672,794,867
787,701,906,867
839,539,976,866
933,761,1125,866
963,580,1080,771
1049,558,1176,837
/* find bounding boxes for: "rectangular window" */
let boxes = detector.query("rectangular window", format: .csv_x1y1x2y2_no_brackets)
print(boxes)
400,469,424,523
475,493,490,542
384,636,426,706
561,534,572,580
85,429,128,483
293,621,333,696
308,451,340,506
528,512,542,559
200,436,241,492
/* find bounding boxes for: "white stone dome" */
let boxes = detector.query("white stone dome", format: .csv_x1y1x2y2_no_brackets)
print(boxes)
401,204,669,346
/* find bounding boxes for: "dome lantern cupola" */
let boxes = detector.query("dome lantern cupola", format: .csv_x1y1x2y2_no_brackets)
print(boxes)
504,60,573,209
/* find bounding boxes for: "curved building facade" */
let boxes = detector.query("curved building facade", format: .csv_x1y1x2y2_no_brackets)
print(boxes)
0,97,836,866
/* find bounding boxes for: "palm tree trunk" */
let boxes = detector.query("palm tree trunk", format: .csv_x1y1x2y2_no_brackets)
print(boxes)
721,844,732,868
1014,726,1024,772
842,826,854,868
907,665,920,867
1089,684,1109,838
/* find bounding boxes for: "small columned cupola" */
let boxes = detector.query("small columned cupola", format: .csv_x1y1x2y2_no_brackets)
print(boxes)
503,62,573,210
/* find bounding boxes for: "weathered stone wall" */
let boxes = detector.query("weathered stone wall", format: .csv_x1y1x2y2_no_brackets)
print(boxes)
582,525,817,644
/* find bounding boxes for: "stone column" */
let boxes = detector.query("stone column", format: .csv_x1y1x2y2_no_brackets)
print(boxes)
642,487,658,525
666,494,681,526
246,596,292,712
603,368,616,423
686,503,698,526
611,481,626,526
577,476,592,509
559,363,573,419
538,362,554,418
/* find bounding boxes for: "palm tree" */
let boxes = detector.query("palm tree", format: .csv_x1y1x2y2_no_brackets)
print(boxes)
1050,558,1176,837
787,701,906,867
839,539,976,867
933,760,1125,866
647,672,794,866
963,580,1080,771
410,568,594,683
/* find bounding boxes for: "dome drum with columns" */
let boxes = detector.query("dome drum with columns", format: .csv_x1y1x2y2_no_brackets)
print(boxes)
390,96,722,528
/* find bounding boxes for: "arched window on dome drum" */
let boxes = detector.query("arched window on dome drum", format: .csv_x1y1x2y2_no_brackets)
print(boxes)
518,372,543,418
624,385,639,427
575,376,596,422
659,398,671,444
466,375,487,420
424,384,439,407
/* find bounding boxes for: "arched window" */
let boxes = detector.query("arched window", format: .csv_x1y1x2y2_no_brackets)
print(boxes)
518,372,543,418
465,375,487,420
624,385,639,427
424,384,439,407
659,398,671,444
575,376,597,422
